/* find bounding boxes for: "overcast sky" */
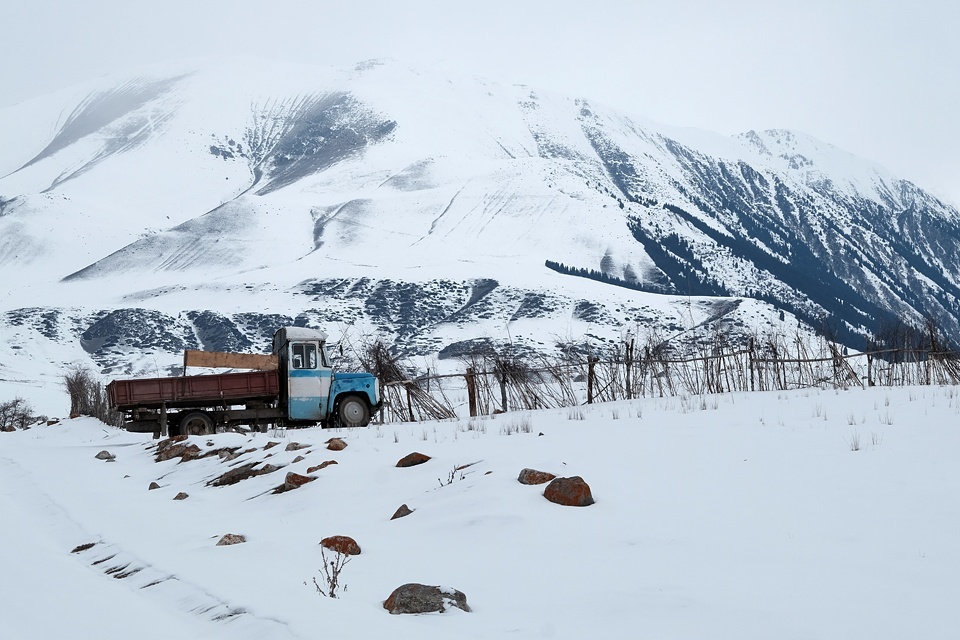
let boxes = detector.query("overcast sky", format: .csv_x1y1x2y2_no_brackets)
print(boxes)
4,0,958,203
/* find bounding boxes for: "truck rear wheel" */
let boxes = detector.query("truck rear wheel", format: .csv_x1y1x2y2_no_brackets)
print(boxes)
180,411,214,436
337,396,370,428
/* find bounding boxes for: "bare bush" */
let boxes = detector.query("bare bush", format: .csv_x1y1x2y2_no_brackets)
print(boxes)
63,365,123,426
0,397,40,431
312,547,350,598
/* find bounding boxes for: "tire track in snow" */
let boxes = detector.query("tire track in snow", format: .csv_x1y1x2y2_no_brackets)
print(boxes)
0,455,301,639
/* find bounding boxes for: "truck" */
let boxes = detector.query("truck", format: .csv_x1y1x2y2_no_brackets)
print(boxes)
107,326,381,436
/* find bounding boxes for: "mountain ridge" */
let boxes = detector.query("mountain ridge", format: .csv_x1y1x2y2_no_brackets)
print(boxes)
1,57,958,411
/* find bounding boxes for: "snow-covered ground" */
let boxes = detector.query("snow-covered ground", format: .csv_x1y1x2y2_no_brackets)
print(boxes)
3,384,958,639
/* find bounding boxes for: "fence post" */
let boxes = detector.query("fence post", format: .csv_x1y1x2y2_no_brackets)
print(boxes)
499,369,508,413
466,367,477,417
405,384,415,422
587,357,597,404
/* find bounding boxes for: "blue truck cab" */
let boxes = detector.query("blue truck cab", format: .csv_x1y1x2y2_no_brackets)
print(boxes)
272,326,381,428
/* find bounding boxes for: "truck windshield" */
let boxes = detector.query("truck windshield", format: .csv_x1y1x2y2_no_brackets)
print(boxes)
291,343,317,369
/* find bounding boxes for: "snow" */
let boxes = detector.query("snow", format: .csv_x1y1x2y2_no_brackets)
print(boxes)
2,385,959,638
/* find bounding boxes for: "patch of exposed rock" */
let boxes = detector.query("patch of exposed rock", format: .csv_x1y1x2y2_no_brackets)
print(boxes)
95,450,116,461
396,452,431,468
383,583,471,614
208,462,282,487
326,437,347,451
216,533,246,546
155,436,201,463
307,460,337,473
543,476,594,507
518,468,555,485
273,471,315,494
390,504,414,520
320,535,361,556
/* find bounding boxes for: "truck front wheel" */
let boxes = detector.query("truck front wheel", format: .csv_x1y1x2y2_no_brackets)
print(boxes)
337,396,370,428
180,411,214,436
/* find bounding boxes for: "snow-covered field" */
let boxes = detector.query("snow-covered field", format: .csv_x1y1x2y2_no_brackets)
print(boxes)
2,384,958,639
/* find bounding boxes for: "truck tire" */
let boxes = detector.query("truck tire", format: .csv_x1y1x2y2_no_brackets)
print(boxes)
179,411,214,436
337,395,370,428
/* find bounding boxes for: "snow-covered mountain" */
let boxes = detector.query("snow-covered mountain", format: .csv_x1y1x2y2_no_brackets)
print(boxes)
2,57,958,411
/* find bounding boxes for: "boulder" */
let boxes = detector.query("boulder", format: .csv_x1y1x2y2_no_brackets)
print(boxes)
292,455,306,464
285,442,309,452
396,452,431,468
307,460,338,473
216,533,246,546
95,450,116,461
517,468,556,485
390,504,414,520
383,583,471,614
543,476,595,507
173,492,189,500
263,441,281,450
320,535,361,556
326,437,347,451
148,482,160,490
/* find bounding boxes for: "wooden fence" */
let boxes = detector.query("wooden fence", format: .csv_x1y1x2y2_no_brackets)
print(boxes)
373,338,960,423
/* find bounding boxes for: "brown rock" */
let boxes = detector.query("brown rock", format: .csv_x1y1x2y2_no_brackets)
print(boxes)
148,482,160,490
155,437,201,463
390,504,414,520
306,460,338,473
274,471,315,494
263,441,281,450
285,442,309,451
325,437,347,451
320,535,361,555
95,450,116,461
543,476,595,507
216,533,246,546
173,492,189,500
518,468,556,485
396,452,431,468
383,583,470,614
208,462,282,487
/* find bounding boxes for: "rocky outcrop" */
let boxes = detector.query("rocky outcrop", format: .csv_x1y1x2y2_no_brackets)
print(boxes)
543,476,594,507
208,462,282,487
273,471,315,494
155,436,201,462
320,535,361,556
307,460,337,473
517,468,555,485
216,533,246,546
383,583,470,614
390,504,414,520
325,437,347,451
396,452,431,468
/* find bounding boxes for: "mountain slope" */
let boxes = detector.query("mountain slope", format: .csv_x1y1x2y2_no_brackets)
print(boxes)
1,57,958,404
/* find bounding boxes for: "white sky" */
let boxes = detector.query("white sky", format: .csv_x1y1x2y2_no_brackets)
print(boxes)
3,0,958,203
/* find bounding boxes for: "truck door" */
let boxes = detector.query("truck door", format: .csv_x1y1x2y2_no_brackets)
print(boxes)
287,341,332,421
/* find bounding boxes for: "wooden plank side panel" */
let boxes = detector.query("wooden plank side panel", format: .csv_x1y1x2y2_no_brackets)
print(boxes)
108,371,280,410
183,350,278,371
